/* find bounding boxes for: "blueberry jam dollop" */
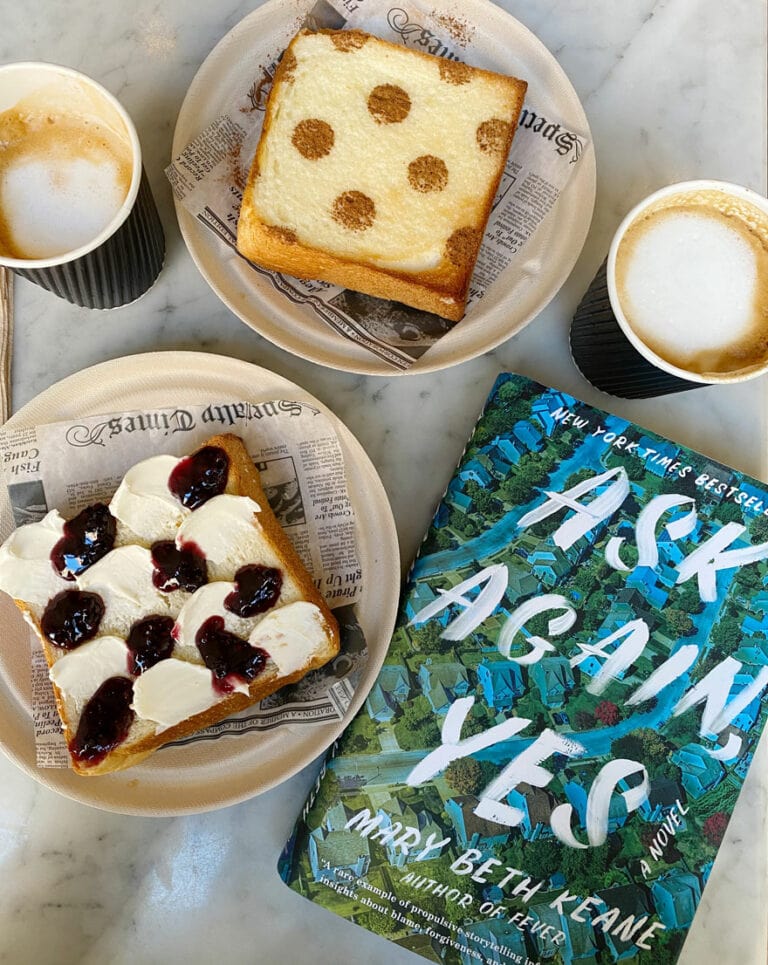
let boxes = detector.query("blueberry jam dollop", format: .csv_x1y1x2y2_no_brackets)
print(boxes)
51,502,116,580
41,590,105,649
127,615,175,675
70,676,135,766
196,616,268,691
151,540,207,593
225,565,282,617
168,445,229,510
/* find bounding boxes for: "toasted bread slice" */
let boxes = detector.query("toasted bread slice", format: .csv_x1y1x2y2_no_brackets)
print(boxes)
0,434,340,775
236,28,527,321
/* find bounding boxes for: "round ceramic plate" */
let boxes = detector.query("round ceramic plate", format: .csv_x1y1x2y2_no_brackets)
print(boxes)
171,0,596,375
0,352,400,815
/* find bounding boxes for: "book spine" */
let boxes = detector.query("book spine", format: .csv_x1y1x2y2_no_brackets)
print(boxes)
277,737,341,882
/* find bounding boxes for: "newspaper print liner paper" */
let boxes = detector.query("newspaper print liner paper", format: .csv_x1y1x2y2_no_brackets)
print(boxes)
166,0,591,372
0,399,365,768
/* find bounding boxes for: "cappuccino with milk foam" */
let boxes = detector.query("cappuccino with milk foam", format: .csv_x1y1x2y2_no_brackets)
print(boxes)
0,82,133,261
613,188,768,377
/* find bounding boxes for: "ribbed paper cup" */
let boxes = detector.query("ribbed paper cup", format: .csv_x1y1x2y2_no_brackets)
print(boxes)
0,63,164,309
569,261,702,399
571,180,768,399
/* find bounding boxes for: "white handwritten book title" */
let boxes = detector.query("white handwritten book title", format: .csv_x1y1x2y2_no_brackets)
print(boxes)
406,465,768,850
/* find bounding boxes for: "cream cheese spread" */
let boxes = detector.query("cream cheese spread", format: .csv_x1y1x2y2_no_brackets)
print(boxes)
131,658,218,732
49,635,129,710
0,509,67,611
248,601,329,677
109,454,189,543
176,494,261,569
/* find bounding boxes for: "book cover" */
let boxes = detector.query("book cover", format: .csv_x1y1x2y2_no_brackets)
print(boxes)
278,374,768,964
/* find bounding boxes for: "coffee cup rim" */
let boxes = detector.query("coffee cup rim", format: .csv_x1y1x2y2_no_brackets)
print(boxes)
606,178,768,386
0,61,142,270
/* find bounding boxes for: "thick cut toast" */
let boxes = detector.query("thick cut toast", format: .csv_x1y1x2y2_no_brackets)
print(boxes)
0,434,340,775
236,29,527,321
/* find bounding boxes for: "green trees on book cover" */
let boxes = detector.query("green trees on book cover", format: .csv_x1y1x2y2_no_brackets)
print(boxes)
279,374,768,965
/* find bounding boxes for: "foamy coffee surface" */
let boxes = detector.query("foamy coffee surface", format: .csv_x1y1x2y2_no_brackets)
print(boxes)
615,189,768,376
0,108,132,260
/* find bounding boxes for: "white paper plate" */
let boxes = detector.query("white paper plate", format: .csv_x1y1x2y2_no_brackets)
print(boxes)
171,0,596,375
0,352,400,815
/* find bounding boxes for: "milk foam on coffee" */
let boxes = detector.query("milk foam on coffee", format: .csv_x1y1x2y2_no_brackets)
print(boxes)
615,189,768,375
0,107,132,260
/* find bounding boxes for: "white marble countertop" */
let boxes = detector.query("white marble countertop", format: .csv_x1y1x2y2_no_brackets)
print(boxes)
1,1,766,963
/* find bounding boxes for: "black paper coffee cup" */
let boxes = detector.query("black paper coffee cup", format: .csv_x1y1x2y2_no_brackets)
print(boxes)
0,63,165,310
570,179,768,399
570,261,702,399
11,169,164,309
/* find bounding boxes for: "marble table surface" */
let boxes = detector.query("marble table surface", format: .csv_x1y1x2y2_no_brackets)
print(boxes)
1,1,767,963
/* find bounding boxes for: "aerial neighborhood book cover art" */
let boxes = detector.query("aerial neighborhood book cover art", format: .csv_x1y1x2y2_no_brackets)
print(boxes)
278,374,768,965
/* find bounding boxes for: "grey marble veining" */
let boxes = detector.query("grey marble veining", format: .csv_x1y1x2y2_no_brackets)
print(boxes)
0,1,766,963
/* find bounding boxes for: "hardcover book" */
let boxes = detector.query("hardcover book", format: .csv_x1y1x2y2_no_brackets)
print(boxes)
279,374,768,964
